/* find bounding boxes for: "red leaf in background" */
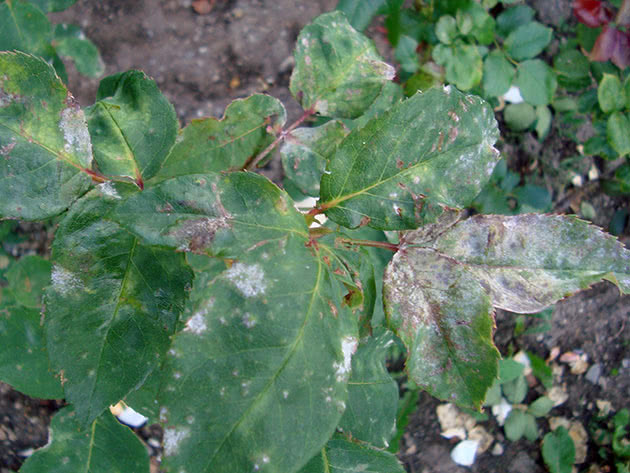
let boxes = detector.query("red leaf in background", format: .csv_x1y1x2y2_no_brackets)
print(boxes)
573,0,614,27
589,25,630,68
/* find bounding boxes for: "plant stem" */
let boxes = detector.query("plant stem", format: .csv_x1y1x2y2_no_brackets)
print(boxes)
336,237,399,252
245,108,315,171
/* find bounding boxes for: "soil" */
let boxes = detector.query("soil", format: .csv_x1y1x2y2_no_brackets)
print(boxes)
1,1,629,472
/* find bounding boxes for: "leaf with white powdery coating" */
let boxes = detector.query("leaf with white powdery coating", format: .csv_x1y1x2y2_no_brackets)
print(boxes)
46,186,193,427
423,214,630,313
299,436,406,473
290,11,395,119
281,120,348,197
383,247,498,408
112,172,306,258
19,406,149,473
86,71,178,187
159,235,358,473
155,94,286,180
320,86,500,230
338,329,399,448
0,52,93,220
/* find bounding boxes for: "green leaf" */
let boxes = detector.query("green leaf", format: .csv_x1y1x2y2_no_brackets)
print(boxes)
6,255,51,309
53,24,104,78
335,0,386,31
461,2,496,45
281,120,348,197
504,21,552,61
528,396,554,417
599,74,625,113
159,237,358,473
0,51,93,220
0,294,64,399
528,351,553,389
46,187,194,427
86,71,178,186
553,49,591,90
499,358,525,383
516,59,557,106
607,112,630,156
394,35,420,74
496,5,535,37
112,172,306,257
436,15,458,44
542,426,575,473
504,102,536,131
624,76,630,109
338,329,399,448
504,409,528,441
483,379,502,406
299,436,406,473
290,11,395,119
156,94,286,181
418,214,630,313
19,406,150,473
383,247,499,409
28,0,77,12
349,81,403,130
502,374,528,404
434,42,483,91
535,105,552,140
483,51,515,97
320,87,500,230
388,388,420,453
0,2,52,58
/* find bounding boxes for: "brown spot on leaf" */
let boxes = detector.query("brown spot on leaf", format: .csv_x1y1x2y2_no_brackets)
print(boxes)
171,217,231,253
327,300,339,318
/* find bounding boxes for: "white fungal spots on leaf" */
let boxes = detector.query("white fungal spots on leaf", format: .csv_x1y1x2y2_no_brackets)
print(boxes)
163,427,190,456
333,336,358,382
59,104,93,167
225,262,267,297
184,313,207,334
51,265,83,295
242,312,257,328
96,182,121,199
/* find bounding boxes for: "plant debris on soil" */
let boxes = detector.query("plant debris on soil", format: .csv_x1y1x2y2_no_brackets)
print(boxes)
1,1,629,472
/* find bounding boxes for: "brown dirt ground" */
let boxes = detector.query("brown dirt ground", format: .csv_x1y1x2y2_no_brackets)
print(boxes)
1,1,629,472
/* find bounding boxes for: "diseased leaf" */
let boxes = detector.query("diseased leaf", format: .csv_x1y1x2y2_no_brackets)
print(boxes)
319,86,500,230
383,248,499,408
159,236,358,473
86,71,178,187
0,289,63,399
299,436,406,473
19,406,149,473
348,81,404,130
290,11,395,118
46,186,194,427
338,329,399,448
0,51,93,220
112,172,306,258
416,214,630,313
53,24,104,78
281,120,348,197
155,94,286,180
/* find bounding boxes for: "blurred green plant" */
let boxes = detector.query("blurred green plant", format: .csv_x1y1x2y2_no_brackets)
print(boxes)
0,0,104,82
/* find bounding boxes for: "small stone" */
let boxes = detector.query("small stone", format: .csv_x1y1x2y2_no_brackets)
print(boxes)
549,416,571,431
468,425,494,454
491,442,504,456
596,400,613,416
233,7,244,18
622,358,630,369
437,403,460,431
548,386,569,406
585,363,602,384
441,427,467,440
492,398,512,426
569,422,588,464
451,439,479,466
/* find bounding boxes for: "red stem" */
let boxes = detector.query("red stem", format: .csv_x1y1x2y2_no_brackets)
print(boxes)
245,108,315,170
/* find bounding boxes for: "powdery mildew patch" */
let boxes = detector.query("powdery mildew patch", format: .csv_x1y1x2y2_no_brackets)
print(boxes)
333,336,358,382
225,262,267,297
51,265,84,295
163,426,190,456
184,313,207,334
59,105,93,167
